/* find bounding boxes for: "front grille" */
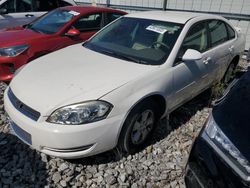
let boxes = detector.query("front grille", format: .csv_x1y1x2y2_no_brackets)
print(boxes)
11,121,32,145
8,88,40,121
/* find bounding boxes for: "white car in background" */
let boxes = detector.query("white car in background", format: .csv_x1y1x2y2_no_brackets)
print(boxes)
0,0,76,29
4,11,245,159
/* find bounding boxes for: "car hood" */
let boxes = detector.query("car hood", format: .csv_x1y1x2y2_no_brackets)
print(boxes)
0,28,41,46
212,73,250,162
10,44,155,116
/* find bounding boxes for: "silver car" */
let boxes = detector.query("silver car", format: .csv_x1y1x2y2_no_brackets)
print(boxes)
0,0,76,29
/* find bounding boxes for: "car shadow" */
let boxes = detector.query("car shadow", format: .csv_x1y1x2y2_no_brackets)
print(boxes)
152,88,212,144
0,126,48,187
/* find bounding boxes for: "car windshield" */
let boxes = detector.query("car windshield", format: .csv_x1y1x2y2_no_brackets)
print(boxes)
27,9,76,34
84,17,183,65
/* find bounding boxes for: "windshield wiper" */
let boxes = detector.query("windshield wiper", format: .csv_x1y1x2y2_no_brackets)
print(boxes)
100,49,148,64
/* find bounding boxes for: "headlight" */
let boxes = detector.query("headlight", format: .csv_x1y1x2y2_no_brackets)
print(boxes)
0,44,29,57
47,101,112,125
205,115,250,173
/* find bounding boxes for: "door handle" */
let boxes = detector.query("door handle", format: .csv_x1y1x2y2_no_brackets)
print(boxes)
25,14,34,17
203,57,211,65
229,45,234,52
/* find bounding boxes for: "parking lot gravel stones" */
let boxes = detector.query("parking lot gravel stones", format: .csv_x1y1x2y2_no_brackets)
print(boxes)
0,61,247,187
0,81,212,187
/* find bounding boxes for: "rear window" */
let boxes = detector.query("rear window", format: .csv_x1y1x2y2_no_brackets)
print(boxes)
106,13,124,23
73,13,102,32
209,20,228,47
227,24,236,40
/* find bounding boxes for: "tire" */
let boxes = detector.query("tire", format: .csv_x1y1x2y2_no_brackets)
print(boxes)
222,63,236,85
118,100,158,154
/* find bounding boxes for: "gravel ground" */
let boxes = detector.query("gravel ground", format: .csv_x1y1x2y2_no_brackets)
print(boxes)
0,60,248,187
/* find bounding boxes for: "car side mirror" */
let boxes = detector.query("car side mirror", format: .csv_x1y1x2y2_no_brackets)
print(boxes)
65,28,80,37
0,8,8,14
182,49,202,61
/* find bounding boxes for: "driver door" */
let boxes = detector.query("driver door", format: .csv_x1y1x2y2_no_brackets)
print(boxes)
169,21,213,110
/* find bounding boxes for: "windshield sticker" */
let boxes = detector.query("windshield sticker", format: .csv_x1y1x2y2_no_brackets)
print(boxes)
146,25,168,34
68,10,80,16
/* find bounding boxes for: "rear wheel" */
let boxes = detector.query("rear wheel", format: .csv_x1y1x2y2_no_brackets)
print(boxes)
118,101,158,154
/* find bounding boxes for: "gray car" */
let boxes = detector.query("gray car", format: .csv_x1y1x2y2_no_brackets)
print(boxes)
0,0,76,29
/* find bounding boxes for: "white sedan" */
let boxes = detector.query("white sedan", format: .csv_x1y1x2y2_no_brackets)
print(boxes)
4,11,245,159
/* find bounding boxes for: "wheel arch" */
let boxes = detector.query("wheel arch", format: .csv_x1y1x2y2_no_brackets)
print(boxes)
221,54,240,82
115,93,167,146
231,55,240,67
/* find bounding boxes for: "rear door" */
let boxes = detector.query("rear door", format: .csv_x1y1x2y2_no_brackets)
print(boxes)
207,20,235,81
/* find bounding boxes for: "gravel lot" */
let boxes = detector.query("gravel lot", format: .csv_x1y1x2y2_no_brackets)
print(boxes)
0,61,247,187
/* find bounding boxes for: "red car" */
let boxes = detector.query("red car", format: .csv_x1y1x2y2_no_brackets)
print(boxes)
0,6,126,82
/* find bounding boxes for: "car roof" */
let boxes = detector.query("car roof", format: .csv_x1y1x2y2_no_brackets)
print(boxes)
62,6,126,15
125,10,222,24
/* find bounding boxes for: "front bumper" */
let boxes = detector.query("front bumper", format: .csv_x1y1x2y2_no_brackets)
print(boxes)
185,132,250,188
0,55,27,82
4,89,123,159
0,62,15,82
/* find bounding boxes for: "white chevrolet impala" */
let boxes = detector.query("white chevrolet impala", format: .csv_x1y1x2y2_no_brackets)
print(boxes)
4,11,245,159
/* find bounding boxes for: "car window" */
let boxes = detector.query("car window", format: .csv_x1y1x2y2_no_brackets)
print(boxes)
35,0,58,11
227,24,236,40
106,13,123,24
72,13,102,32
58,0,72,6
209,20,228,47
27,9,75,34
0,0,15,13
17,0,32,12
1,0,32,13
177,22,208,62
84,17,183,65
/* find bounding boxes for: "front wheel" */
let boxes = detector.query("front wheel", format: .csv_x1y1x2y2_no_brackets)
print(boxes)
118,101,158,154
